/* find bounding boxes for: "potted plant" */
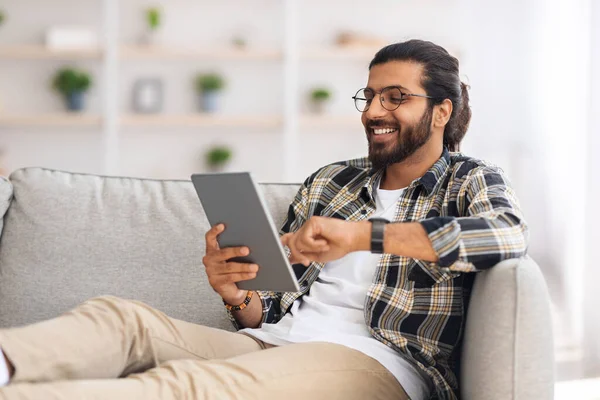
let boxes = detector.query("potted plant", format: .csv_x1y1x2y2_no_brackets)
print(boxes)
0,10,6,27
205,145,232,172
51,67,93,112
195,73,226,113
232,36,247,49
141,7,161,45
309,87,332,114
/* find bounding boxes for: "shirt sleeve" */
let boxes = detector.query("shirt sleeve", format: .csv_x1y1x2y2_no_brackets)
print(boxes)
226,176,311,329
420,166,529,272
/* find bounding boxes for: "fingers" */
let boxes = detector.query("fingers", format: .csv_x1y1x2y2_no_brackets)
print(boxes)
205,246,250,264
204,259,259,288
208,263,259,288
280,233,292,246
282,229,329,267
222,262,259,274
285,235,313,267
205,223,224,252
298,237,329,253
210,271,258,287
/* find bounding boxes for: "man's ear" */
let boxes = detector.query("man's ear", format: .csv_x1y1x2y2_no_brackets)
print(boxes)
433,99,453,128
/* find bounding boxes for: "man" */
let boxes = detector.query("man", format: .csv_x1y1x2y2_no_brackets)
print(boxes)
0,39,528,400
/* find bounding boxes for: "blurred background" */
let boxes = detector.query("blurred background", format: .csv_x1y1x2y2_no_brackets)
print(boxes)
0,0,598,396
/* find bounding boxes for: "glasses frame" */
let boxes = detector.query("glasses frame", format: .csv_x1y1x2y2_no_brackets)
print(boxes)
352,86,436,112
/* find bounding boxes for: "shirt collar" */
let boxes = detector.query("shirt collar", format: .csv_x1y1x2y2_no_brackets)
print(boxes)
363,147,451,198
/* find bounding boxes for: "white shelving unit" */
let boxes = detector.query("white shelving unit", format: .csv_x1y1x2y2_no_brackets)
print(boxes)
0,0,378,181
1,0,453,182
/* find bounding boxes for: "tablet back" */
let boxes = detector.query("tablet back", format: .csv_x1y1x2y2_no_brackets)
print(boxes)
191,172,300,293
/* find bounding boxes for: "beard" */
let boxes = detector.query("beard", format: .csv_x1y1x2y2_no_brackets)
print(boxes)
367,106,433,170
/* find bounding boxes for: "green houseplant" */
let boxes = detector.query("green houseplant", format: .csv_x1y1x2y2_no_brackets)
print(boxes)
141,7,162,45
309,87,332,114
0,10,6,27
146,7,160,30
205,146,232,171
51,67,93,112
195,73,226,113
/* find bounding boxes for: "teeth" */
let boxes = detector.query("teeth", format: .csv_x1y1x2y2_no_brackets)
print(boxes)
373,128,397,135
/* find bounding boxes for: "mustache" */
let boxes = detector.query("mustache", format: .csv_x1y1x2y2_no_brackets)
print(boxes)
366,120,400,130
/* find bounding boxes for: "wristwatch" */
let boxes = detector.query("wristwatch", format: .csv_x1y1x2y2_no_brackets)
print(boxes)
368,217,390,254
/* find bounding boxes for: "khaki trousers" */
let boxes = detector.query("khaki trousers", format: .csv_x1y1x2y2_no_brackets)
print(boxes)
0,296,409,400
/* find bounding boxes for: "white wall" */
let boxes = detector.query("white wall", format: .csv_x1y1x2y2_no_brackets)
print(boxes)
0,0,461,182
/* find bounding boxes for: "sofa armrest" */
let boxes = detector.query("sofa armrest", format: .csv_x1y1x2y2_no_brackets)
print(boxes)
0,176,13,238
460,257,554,400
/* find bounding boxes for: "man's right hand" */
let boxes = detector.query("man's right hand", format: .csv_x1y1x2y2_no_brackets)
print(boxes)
203,224,259,306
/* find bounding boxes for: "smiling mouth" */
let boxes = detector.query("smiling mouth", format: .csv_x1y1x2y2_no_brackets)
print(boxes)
370,127,399,136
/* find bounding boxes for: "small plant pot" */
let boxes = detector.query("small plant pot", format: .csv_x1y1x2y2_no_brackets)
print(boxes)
309,100,329,114
66,91,85,112
140,29,161,46
207,163,229,173
199,91,220,113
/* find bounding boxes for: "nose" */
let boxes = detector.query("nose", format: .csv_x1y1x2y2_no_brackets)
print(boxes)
364,94,388,119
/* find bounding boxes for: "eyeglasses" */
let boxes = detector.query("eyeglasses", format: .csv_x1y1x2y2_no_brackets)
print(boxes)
352,86,436,112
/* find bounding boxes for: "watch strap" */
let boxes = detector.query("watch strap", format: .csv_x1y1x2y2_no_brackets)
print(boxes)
369,218,389,254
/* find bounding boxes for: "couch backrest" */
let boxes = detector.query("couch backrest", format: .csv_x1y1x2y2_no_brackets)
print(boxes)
0,168,299,330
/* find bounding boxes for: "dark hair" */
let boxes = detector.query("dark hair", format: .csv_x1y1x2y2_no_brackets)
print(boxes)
369,39,471,152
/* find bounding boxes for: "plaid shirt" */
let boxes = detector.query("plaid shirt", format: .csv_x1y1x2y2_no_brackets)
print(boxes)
227,148,529,399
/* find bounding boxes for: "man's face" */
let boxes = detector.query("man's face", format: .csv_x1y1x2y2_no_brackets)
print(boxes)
361,61,434,170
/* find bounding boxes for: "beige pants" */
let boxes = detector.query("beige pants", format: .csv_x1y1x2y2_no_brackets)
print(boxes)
0,296,409,400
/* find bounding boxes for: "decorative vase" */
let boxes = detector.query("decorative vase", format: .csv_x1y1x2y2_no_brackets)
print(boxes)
66,91,85,112
199,91,220,113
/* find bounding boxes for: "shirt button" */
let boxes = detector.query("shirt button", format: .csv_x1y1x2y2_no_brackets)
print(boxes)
361,210,367,215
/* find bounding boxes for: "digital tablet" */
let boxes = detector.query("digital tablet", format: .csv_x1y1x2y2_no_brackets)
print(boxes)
191,172,301,293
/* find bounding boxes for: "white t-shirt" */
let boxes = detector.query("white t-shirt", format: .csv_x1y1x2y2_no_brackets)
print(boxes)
241,183,432,400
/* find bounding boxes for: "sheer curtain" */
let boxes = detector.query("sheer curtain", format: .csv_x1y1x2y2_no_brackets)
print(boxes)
583,0,600,379
459,0,596,379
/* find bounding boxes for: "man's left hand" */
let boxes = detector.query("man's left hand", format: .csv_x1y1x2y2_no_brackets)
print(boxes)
280,217,369,266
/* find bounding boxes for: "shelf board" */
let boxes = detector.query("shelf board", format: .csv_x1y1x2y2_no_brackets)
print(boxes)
300,114,361,127
0,114,359,129
121,114,282,128
301,46,381,61
0,113,102,127
0,45,103,60
120,45,282,61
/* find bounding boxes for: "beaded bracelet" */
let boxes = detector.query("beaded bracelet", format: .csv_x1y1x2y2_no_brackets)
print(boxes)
223,290,253,311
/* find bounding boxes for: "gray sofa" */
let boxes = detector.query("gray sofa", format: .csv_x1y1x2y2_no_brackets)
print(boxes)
0,168,555,399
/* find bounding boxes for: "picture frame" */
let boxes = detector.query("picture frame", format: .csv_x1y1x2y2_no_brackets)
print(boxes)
132,78,163,113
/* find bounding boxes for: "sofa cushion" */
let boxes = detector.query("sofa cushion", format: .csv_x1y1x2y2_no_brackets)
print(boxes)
0,176,12,239
0,168,300,330
460,257,554,400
